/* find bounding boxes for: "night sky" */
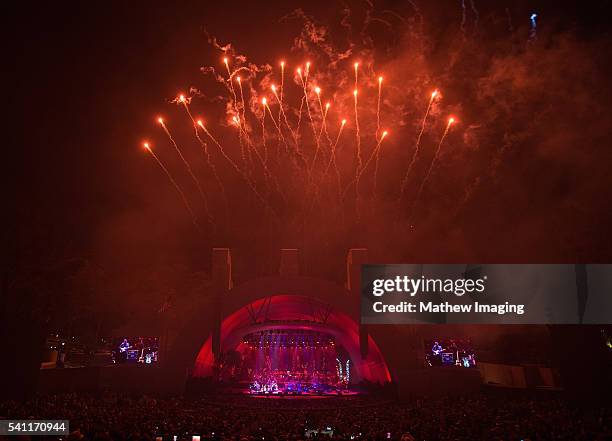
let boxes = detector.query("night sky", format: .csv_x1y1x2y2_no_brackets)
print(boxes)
6,0,612,276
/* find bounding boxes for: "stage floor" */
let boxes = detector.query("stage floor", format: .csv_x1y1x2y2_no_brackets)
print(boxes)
243,390,361,398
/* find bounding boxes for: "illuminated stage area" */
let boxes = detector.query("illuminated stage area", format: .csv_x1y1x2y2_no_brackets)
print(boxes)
240,330,352,395
189,285,392,392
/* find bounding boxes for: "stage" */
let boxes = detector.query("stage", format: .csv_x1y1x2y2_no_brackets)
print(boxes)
236,329,354,396
244,389,361,398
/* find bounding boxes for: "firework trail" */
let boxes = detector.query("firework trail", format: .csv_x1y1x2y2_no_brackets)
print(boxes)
270,84,307,167
264,99,288,150
310,86,326,171
158,117,214,226
197,120,275,217
236,76,251,143
408,117,456,220
373,76,384,194
143,142,199,227
234,113,285,201
324,119,346,196
197,120,243,179
224,57,239,110
319,102,332,147
271,84,296,148
354,131,388,197
277,61,286,135
470,0,479,30
353,89,362,173
373,136,385,195
178,96,229,218
262,101,282,168
261,98,268,163
460,0,467,34
235,116,268,174
295,67,306,143
315,88,324,128
353,62,363,175
376,76,383,140
298,64,321,170
280,61,285,105
529,13,538,41
267,93,285,161
232,76,248,165
222,56,245,159
399,90,439,203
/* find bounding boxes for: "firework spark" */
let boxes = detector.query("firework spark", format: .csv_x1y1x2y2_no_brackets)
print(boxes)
158,117,214,226
373,128,387,194
353,89,362,174
324,118,346,196
297,64,320,165
319,101,331,144
261,97,268,162
399,89,440,203
236,76,249,138
376,76,383,141
354,130,388,197
409,117,456,220
142,142,199,226
279,61,286,127
310,86,325,170
177,97,229,218
196,119,273,216
223,56,240,116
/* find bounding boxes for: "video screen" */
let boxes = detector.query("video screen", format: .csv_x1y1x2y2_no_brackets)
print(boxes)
112,336,159,365
425,338,476,368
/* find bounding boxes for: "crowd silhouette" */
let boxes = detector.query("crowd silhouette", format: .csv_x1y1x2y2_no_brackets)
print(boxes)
2,392,610,440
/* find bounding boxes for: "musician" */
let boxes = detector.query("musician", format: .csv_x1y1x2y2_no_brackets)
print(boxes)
119,338,130,352
118,338,130,362
431,341,443,355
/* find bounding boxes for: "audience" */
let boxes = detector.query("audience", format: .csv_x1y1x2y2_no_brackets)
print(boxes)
1,392,610,440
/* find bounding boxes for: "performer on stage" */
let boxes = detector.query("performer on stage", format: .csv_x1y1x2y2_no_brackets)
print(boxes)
118,338,130,363
119,338,130,352
431,341,443,355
